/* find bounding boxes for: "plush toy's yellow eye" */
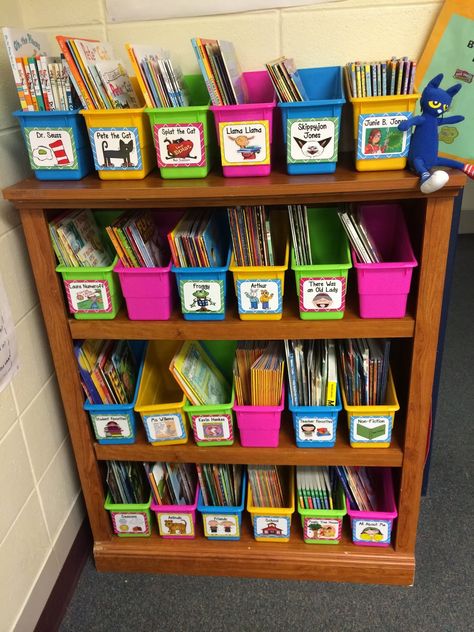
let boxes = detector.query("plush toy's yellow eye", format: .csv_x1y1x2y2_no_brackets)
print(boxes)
443,104,449,111
428,100,441,108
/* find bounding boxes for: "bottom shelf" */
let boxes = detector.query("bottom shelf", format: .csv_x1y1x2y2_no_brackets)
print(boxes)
94,514,414,585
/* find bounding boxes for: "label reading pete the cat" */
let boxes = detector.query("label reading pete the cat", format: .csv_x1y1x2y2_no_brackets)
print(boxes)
89,127,142,170
24,127,78,170
154,123,205,167
287,117,338,163
63,280,111,313
300,277,346,312
357,112,411,160
219,121,270,166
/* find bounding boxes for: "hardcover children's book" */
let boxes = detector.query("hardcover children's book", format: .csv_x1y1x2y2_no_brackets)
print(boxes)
95,59,140,109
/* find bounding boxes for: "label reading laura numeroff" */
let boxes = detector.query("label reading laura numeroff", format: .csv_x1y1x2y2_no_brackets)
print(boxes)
64,280,111,313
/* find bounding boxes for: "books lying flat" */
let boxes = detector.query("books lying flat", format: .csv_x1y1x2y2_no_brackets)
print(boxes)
168,210,229,268
265,56,308,103
144,462,196,506
285,339,337,407
197,463,243,507
106,211,166,268
227,206,275,267
338,338,390,406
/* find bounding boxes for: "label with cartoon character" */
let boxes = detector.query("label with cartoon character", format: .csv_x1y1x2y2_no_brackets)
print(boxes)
89,127,141,170
287,117,339,164
25,127,78,170
219,120,270,166
304,517,342,541
351,415,393,443
179,280,224,314
300,277,346,312
157,512,194,537
296,416,335,443
111,511,149,535
237,279,282,314
254,515,290,538
357,112,411,160
352,519,391,544
90,413,133,440
203,513,240,538
143,413,186,443
63,280,111,313
153,123,205,167
191,414,233,442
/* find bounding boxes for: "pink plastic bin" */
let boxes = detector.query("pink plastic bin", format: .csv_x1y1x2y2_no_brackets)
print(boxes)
210,71,276,177
353,204,417,318
114,260,174,320
151,484,199,539
234,385,285,447
346,467,397,547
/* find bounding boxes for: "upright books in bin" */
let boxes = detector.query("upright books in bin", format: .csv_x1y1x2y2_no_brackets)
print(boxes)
168,210,228,268
338,206,382,263
248,465,285,507
106,461,149,505
144,462,197,506
106,211,167,268
265,56,308,103
285,339,337,407
233,341,284,406
338,338,391,406
335,466,378,512
196,463,243,506
227,206,275,267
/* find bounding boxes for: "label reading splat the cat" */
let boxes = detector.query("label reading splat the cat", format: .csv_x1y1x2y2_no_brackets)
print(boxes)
153,123,205,167
357,112,411,160
287,117,338,163
299,277,346,312
89,127,142,170
236,279,282,314
63,280,111,313
219,120,270,166
24,127,78,170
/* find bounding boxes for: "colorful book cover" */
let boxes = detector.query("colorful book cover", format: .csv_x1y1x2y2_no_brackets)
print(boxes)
95,59,140,109
56,35,96,109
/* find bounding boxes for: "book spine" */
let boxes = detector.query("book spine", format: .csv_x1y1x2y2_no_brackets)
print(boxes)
15,58,32,111
38,56,55,110
28,57,45,110
126,45,154,108
56,36,95,110
23,57,38,110
116,226,140,267
61,56,74,110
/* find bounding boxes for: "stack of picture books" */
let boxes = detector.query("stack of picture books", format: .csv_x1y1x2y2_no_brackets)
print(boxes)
335,466,378,511
346,57,417,98
106,211,166,268
297,466,337,510
234,341,284,406
248,465,285,507
285,339,337,407
338,206,382,263
338,338,391,406
168,210,228,268
74,339,137,405
265,57,308,102
227,206,275,267
288,204,312,266
196,463,243,506
49,209,113,268
143,462,197,506
106,461,149,505
191,38,246,105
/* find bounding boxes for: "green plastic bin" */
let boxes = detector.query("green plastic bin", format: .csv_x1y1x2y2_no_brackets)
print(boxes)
298,485,346,544
104,493,152,537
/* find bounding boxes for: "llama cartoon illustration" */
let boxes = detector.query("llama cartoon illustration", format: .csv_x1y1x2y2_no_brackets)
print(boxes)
228,134,261,160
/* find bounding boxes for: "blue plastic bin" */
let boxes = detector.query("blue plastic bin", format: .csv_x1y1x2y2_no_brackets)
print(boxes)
288,386,342,448
278,67,345,175
197,470,247,540
13,109,93,180
83,341,147,445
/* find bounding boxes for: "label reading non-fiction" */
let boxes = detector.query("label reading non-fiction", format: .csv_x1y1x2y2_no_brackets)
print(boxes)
191,414,233,442
143,413,185,442
180,280,224,314
203,513,240,538
353,519,391,544
237,279,282,314
219,120,270,166
111,511,149,535
351,415,392,443
300,277,346,312
154,123,205,167
89,127,141,170
287,117,339,164
90,414,132,440
254,515,290,539
25,127,78,170
63,280,111,313
297,416,335,442
357,112,411,160
304,517,342,541
158,512,194,537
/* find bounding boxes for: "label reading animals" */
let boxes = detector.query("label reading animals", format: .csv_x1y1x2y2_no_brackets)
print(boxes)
154,123,205,167
357,112,411,160
64,280,111,313
219,121,270,166
237,280,282,314
180,280,224,314
158,513,194,537
25,127,77,170
89,127,141,170
300,277,346,312
287,118,339,163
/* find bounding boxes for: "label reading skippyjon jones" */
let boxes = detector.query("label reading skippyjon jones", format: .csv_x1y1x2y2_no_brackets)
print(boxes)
353,519,391,544
304,517,342,541
237,279,282,314
64,280,111,313
90,414,133,440
112,511,149,535
357,112,411,160
254,515,290,538
219,120,270,166
158,512,194,537
179,280,224,314
296,416,335,442
287,117,339,164
89,127,142,170
192,415,233,442
203,513,240,538
350,415,393,443
153,123,206,167
143,413,185,442
25,127,78,170
300,277,346,312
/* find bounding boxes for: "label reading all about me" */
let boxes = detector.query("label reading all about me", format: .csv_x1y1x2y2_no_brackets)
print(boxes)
154,123,205,167
89,127,141,170
357,112,410,160
237,280,282,314
180,280,224,314
64,280,111,313
90,414,132,440
351,415,392,442
25,127,77,169
143,413,185,442
192,415,233,442
287,117,339,163
300,277,346,312
353,519,391,544
219,120,270,166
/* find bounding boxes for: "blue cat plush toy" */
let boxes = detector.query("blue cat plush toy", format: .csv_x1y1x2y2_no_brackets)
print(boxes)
398,74,474,193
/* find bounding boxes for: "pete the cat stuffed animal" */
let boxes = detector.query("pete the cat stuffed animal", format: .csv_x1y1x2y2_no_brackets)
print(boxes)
398,73,474,193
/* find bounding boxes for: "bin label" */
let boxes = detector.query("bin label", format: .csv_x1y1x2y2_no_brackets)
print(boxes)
157,512,194,537
24,127,78,170
300,277,346,312
237,279,282,314
219,120,270,166
296,416,335,442
154,123,205,167
353,519,391,545
357,112,411,160
191,414,233,442
351,415,393,443
203,513,240,538
180,279,224,314
304,517,342,541
63,279,112,313
287,117,339,164
111,511,149,535
90,414,132,440
254,515,290,538
89,127,142,170
143,413,185,442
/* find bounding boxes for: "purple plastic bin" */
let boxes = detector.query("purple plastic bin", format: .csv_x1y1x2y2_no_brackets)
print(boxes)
234,385,285,447
353,204,417,318
210,71,276,178
114,260,174,320
151,484,199,539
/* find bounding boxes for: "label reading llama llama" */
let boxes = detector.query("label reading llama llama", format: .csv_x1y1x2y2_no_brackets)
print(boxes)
219,120,270,166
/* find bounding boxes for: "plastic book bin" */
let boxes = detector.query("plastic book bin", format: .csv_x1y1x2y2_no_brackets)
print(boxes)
83,341,146,445
135,341,188,446
341,371,400,448
247,468,295,542
291,207,352,320
146,74,216,179
298,484,347,544
152,484,200,539
278,66,345,175
289,386,342,448
197,470,247,541
343,68,420,172
210,70,276,177
234,385,285,448
347,467,397,547
353,204,418,318
104,494,152,537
